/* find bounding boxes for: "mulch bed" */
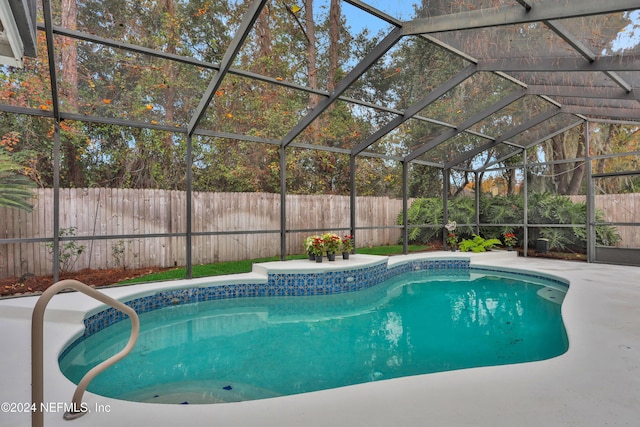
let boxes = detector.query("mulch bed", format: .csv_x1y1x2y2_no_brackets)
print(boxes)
0,267,168,298
517,248,587,262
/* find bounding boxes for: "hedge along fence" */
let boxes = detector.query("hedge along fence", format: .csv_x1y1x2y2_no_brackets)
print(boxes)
0,189,404,279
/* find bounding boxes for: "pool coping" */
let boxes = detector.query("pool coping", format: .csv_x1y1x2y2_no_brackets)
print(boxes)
1,251,639,427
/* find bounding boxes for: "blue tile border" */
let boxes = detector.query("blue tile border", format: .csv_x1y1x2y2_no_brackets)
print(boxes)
78,258,468,338
60,257,568,360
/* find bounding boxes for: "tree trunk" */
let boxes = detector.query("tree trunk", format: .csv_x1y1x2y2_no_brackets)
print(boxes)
255,2,273,74
566,133,585,195
60,0,85,187
305,0,319,108
162,0,179,188
304,0,320,141
61,1,78,110
328,0,341,92
549,131,587,195
550,134,569,194
596,124,617,176
505,169,516,195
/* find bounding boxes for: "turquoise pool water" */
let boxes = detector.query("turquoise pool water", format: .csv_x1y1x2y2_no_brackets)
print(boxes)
59,269,568,404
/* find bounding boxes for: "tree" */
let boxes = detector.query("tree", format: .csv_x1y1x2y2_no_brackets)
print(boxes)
0,148,34,211
60,0,86,187
327,0,341,91
591,123,640,194
540,129,586,195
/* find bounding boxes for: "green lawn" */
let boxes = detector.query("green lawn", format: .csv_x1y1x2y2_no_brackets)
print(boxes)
118,244,431,284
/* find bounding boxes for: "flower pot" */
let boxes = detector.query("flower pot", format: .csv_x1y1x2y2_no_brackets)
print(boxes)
342,252,349,260
536,238,549,253
308,252,316,261
315,254,323,263
327,252,336,261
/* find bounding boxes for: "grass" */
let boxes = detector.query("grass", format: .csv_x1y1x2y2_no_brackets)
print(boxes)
357,244,427,256
118,244,431,284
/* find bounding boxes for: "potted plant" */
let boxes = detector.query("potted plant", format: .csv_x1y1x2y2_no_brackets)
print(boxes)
446,232,458,251
304,235,320,260
444,221,457,251
459,234,502,252
322,232,341,261
503,232,517,251
311,236,325,262
341,235,354,259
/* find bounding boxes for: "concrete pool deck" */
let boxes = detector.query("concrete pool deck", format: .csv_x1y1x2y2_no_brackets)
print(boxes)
1,251,639,427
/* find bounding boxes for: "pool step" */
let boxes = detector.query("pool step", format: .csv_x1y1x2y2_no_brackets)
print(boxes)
536,287,566,304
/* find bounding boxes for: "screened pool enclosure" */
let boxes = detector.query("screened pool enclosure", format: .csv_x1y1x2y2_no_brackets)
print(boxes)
0,0,639,282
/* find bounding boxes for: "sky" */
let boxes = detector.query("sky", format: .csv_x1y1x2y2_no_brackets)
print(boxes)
314,0,418,35
608,10,640,54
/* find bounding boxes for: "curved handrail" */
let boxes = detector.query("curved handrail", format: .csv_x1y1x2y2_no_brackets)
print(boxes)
31,279,140,426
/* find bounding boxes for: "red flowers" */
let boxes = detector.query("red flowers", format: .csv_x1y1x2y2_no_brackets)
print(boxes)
503,232,517,246
342,235,354,252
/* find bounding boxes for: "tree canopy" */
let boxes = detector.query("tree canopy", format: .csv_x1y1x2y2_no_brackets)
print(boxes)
0,0,638,198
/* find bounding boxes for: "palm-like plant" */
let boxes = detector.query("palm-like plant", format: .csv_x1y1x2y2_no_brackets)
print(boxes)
448,196,475,238
528,192,620,250
0,149,34,212
400,197,443,243
479,194,523,239
400,193,620,251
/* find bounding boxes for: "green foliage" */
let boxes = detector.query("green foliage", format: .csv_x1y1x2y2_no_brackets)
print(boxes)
528,192,620,250
536,228,573,252
111,239,136,270
401,197,443,243
399,196,477,244
401,193,620,251
408,164,442,198
0,1,637,200
0,148,35,211
448,196,475,237
479,194,523,239
595,211,621,247
458,235,501,253
45,227,86,273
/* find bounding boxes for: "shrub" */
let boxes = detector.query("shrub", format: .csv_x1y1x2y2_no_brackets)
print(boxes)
45,227,85,273
400,192,620,252
458,235,501,252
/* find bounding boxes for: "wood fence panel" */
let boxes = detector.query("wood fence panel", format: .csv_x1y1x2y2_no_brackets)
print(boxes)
38,189,53,274
76,189,90,269
9,206,18,276
161,189,170,266
93,187,109,269
128,193,143,268
570,194,640,247
0,233,7,278
23,195,35,275
15,190,636,279
191,191,201,264
146,189,157,267
174,190,186,268
1,207,11,277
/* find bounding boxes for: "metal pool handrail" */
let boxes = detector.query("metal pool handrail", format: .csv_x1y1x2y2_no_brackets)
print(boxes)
31,279,140,426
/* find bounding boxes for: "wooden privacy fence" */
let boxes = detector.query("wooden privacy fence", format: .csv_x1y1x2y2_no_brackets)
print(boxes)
3,190,637,279
569,194,640,248
0,189,405,279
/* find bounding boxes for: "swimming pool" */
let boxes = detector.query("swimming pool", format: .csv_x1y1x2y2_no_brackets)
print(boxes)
59,260,568,404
